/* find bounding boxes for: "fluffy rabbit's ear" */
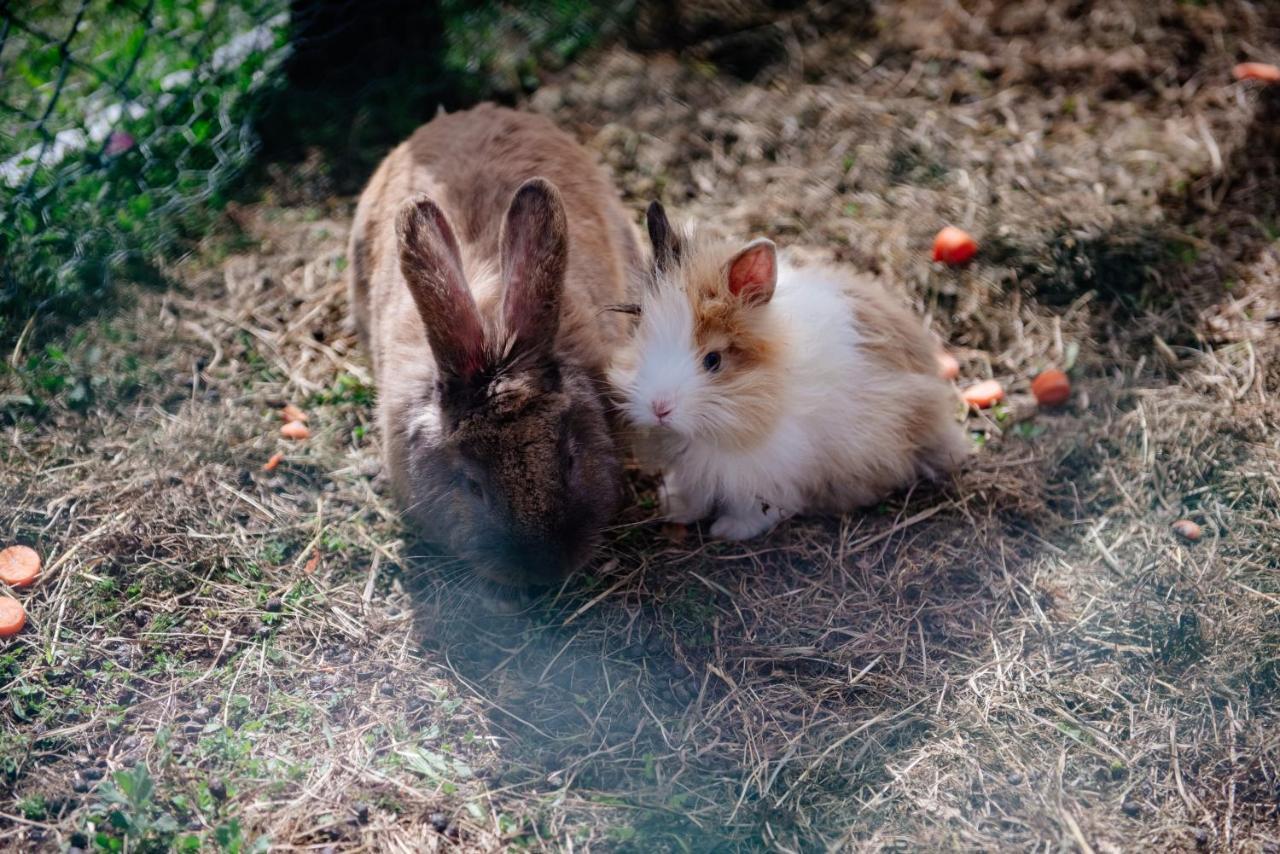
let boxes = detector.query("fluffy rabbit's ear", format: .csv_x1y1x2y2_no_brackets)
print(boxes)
646,201,681,274
726,238,777,306
500,178,568,357
397,196,486,380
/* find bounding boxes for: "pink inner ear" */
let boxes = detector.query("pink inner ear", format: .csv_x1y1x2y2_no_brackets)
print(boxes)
728,242,776,302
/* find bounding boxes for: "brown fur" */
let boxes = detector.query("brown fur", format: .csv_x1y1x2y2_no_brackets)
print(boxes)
352,106,640,377
845,282,941,377
349,105,641,587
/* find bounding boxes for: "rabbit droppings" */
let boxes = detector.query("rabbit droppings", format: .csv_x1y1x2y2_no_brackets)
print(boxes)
349,106,642,588
611,203,970,541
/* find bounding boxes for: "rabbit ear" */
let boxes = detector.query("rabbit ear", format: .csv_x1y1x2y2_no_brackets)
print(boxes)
726,238,777,306
646,200,681,274
500,178,568,357
397,195,486,380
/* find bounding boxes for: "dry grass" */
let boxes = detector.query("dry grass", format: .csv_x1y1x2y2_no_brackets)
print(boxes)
3,0,1280,850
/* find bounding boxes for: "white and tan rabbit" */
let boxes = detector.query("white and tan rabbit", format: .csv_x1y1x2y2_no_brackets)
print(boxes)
610,202,969,541
349,105,641,588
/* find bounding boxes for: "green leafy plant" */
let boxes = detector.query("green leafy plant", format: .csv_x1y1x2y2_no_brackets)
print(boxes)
92,765,181,851
0,1,290,346
214,818,270,854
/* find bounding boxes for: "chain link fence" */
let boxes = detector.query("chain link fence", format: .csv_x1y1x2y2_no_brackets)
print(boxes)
0,0,637,350
0,0,290,346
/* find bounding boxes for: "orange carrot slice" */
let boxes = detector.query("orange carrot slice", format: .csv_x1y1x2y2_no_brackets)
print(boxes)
661,523,689,544
263,452,284,472
932,226,978,265
0,545,41,589
1031,369,1071,407
303,553,319,575
962,379,1004,409
937,351,960,381
1172,520,1201,542
280,421,310,440
280,403,308,423
0,597,25,637
1233,62,1280,83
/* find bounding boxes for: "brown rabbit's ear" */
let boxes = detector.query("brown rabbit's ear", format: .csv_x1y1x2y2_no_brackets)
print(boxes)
500,178,568,357
726,238,777,306
645,200,681,274
397,196,486,380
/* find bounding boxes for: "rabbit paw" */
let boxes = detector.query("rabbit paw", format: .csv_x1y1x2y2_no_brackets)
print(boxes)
660,480,711,524
710,499,788,541
710,514,773,541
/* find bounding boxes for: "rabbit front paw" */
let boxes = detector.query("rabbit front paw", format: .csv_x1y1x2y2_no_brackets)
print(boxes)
710,513,773,541
710,498,789,541
659,479,711,524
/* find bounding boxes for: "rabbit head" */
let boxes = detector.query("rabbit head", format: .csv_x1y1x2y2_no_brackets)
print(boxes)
394,179,623,588
614,201,786,448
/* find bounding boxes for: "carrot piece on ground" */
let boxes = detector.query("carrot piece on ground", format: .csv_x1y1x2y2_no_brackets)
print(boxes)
0,545,41,588
961,379,1005,409
1031,369,1071,407
0,597,25,637
263,452,284,472
280,421,310,440
932,226,978,265
661,523,689,544
280,403,308,422
303,553,319,575
937,351,960,381
1233,62,1280,83
1172,520,1202,542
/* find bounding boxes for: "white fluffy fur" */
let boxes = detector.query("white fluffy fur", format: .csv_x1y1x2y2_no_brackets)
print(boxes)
615,256,967,540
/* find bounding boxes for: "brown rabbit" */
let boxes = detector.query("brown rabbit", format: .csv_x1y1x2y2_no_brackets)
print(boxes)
348,105,641,588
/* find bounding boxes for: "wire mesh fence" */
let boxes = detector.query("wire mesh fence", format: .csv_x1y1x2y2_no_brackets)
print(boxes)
0,0,639,350
0,0,290,345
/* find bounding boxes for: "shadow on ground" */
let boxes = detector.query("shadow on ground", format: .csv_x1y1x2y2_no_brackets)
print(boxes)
405,458,1056,848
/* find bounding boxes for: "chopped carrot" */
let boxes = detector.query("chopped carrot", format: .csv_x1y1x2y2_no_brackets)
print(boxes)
263,452,284,472
961,379,1005,409
0,597,25,637
1233,62,1280,83
303,553,319,575
932,226,978,265
280,421,310,440
937,351,960,381
0,545,41,589
661,523,688,544
1172,520,1202,542
280,403,308,423
1031,369,1071,407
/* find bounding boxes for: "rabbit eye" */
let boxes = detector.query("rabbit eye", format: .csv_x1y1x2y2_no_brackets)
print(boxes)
702,351,722,373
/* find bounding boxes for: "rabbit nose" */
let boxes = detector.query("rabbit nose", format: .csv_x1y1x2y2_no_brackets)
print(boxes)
652,399,673,422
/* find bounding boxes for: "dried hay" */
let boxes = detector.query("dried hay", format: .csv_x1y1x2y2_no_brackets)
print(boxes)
2,0,1278,850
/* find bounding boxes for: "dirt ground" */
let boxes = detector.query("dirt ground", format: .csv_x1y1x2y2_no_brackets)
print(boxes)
3,1,1280,851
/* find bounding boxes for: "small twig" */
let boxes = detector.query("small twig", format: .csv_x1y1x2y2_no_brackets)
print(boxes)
1088,525,1124,576
560,560,624,626
846,504,947,555
1169,722,1199,816
361,552,381,605
1060,807,1096,854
